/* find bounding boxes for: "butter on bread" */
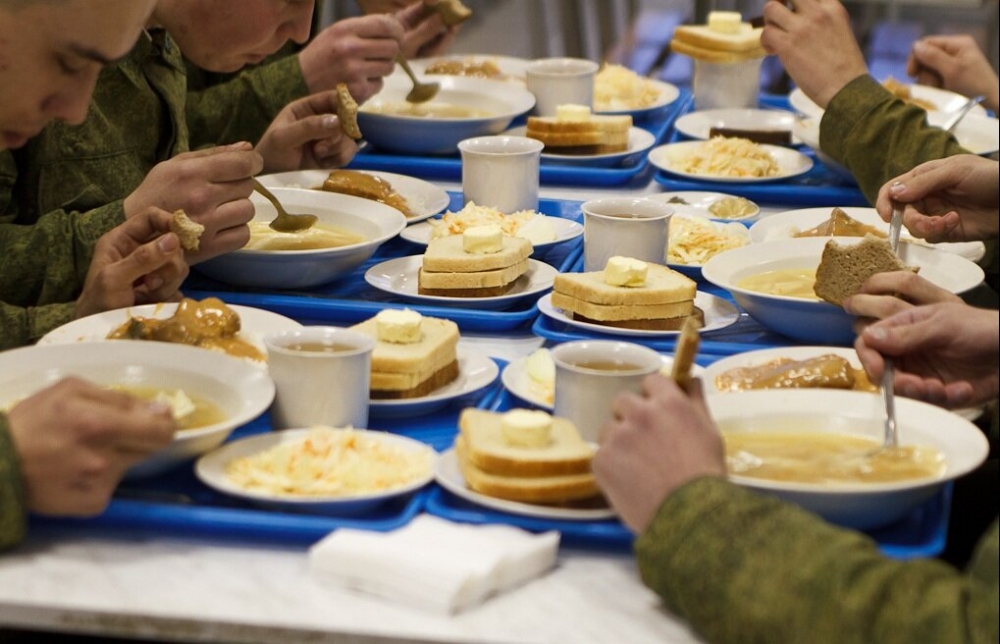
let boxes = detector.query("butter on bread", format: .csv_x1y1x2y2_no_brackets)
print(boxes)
813,235,918,307
336,83,362,140
430,0,472,26
419,233,533,297
456,408,600,503
670,11,765,63
526,105,632,155
170,209,204,252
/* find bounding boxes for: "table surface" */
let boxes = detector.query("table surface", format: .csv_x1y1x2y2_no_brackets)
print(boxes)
0,178,803,644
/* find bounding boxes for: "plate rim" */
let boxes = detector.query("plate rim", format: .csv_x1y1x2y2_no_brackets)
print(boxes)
594,78,681,116
649,140,814,183
673,107,800,143
399,215,584,249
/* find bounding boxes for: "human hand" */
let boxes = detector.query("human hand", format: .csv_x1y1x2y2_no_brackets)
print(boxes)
255,90,360,173
122,143,263,263
874,155,999,243
906,35,1000,113
761,0,868,109
854,302,1000,408
6,377,176,516
396,0,458,59
76,207,189,319
594,375,725,534
844,270,961,333
297,14,404,101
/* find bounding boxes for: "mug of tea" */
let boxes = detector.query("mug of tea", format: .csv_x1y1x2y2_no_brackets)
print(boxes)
264,326,375,430
551,340,664,443
459,135,544,213
582,197,673,272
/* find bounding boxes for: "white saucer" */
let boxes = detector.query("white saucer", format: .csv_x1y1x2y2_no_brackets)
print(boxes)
364,256,557,310
649,141,813,183
505,125,656,168
400,216,583,251
648,190,761,223
537,291,741,338
369,347,499,418
674,108,801,145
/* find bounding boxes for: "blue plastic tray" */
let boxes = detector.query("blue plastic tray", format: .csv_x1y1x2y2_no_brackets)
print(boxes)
346,91,694,188
183,195,585,333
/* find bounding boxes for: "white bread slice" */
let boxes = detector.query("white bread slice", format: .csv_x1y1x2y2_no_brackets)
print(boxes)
349,316,459,396
813,235,918,307
457,442,601,504
672,22,763,51
526,114,632,134
418,258,529,290
551,292,694,321
422,234,532,273
458,408,595,477
553,264,697,306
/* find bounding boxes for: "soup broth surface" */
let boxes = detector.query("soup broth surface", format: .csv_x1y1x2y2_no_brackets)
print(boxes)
364,101,493,119
114,385,226,432
245,221,364,251
737,268,819,300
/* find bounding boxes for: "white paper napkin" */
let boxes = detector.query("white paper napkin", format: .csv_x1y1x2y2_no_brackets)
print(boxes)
308,515,560,613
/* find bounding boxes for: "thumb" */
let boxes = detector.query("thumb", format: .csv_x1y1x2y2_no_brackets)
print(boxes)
911,40,950,71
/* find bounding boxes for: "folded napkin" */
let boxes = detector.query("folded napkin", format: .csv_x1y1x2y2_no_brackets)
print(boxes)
308,515,560,614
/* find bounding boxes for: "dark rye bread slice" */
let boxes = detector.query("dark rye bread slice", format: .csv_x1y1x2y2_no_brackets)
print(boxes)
813,235,918,307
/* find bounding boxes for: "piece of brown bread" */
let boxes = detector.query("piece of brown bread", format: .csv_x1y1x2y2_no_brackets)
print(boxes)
431,0,472,26
336,83,362,140
813,235,918,307
170,210,204,251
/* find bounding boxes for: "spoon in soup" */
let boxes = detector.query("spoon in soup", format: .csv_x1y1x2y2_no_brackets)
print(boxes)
395,54,440,104
252,179,317,233
871,200,905,456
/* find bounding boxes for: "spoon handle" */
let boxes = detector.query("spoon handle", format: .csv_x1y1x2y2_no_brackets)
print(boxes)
881,358,898,449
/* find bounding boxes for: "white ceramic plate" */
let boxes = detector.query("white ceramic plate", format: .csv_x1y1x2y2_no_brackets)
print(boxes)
649,141,814,183
194,429,436,516
789,84,989,120
536,291,741,338
595,79,681,118
749,206,987,262
648,190,761,223
369,347,499,418
399,216,583,251
674,108,801,144
407,54,530,84
256,169,450,224
364,256,557,310
37,302,302,364
505,125,656,168
434,448,617,521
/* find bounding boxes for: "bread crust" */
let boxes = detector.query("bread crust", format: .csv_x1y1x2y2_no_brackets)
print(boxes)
336,83,362,140
813,235,918,307
170,209,204,251
551,292,694,321
431,0,472,26
571,307,705,331
371,359,460,399
670,38,767,63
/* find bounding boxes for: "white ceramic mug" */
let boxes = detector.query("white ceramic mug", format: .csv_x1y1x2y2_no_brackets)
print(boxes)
581,197,673,272
525,57,599,116
264,326,375,430
693,58,763,110
552,340,664,443
459,135,544,213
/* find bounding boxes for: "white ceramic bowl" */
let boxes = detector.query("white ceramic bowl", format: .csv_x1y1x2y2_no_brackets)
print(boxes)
357,74,536,155
708,389,989,529
195,189,407,289
0,342,275,478
701,236,985,345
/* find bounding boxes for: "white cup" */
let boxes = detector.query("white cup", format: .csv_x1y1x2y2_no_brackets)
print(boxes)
552,340,664,443
458,135,543,213
581,197,673,272
525,57,599,116
264,326,375,430
693,58,763,110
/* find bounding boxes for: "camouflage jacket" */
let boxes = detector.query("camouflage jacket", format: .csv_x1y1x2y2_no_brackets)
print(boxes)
0,414,25,550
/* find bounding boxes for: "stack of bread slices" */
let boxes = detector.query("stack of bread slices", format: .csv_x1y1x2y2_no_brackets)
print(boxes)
670,11,766,63
350,309,459,399
456,408,601,504
553,256,701,330
526,104,632,155
419,223,533,297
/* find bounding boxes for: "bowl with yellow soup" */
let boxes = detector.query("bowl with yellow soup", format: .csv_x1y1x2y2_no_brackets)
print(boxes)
701,236,984,344
707,389,989,529
195,188,408,289
357,74,536,155
0,342,275,478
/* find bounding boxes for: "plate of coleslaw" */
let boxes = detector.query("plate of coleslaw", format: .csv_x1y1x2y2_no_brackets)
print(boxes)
666,213,752,279
649,139,813,183
195,427,436,515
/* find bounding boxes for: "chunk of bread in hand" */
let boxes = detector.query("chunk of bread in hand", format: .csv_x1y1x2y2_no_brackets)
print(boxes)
170,210,204,252
431,0,472,26
336,83,362,140
813,235,918,307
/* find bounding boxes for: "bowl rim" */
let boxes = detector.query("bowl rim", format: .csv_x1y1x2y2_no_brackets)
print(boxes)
359,74,536,123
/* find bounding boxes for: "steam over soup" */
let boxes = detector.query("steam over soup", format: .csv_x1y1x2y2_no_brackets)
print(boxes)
722,430,945,484
363,101,494,119
245,221,364,251
737,268,819,300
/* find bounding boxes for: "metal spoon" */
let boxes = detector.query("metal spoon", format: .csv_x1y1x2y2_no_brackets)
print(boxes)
252,178,317,233
941,95,984,132
395,54,439,104
872,200,904,456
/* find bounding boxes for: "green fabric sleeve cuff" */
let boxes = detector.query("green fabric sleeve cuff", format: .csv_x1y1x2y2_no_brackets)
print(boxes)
820,74,892,164
0,414,27,551
27,302,78,346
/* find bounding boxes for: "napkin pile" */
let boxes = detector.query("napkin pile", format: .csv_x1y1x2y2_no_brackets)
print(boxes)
308,515,560,614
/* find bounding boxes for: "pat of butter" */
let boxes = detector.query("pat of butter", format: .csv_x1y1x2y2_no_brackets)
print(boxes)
556,104,592,122
375,308,423,344
604,256,648,287
708,11,743,34
501,409,553,448
463,224,503,254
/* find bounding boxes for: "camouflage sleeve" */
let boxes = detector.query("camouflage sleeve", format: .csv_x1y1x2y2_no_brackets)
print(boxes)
635,477,999,644
820,74,968,205
186,54,310,148
0,301,77,350
0,413,27,551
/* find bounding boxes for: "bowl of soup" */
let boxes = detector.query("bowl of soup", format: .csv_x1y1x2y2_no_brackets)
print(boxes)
0,341,275,478
707,389,989,529
356,74,536,155
701,236,984,345
195,188,408,289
